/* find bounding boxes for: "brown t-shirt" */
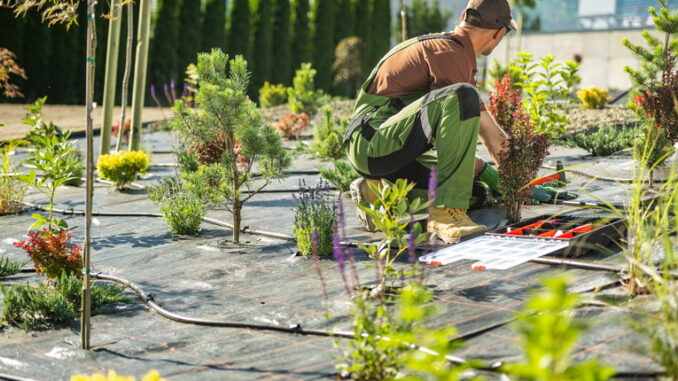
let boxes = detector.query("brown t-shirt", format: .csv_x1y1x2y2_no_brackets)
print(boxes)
367,30,486,111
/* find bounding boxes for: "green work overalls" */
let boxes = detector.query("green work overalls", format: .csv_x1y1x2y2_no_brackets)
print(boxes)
344,35,482,209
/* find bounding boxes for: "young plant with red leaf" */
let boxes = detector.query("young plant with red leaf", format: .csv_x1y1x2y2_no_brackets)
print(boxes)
13,229,82,279
490,75,550,224
275,113,310,139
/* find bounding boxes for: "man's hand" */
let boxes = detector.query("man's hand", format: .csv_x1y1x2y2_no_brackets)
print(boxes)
530,185,578,204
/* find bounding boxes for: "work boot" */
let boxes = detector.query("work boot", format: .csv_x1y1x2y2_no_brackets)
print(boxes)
427,207,487,244
350,178,381,232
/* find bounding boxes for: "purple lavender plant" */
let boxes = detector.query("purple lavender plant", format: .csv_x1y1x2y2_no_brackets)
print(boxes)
333,226,353,296
163,83,173,107
170,79,177,105
336,195,360,288
293,179,337,257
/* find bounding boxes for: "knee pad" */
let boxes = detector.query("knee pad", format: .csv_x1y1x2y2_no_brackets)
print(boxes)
454,84,480,121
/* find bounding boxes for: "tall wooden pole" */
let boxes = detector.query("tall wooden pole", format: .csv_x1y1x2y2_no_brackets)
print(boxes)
128,0,151,151
115,0,134,152
81,0,97,351
100,0,122,155
400,1,407,41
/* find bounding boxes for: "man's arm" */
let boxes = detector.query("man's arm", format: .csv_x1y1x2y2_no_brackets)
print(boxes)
475,110,508,172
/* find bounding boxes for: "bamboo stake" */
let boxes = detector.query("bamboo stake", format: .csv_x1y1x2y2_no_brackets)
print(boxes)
115,0,134,152
81,0,97,351
100,0,122,156
128,0,151,151
400,1,407,42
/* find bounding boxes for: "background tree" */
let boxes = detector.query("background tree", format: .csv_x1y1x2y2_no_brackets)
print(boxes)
22,12,51,101
149,0,181,92
395,0,453,42
369,0,390,69
0,48,26,98
311,0,335,92
202,0,228,53
177,0,203,86
270,0,291,85
352,0,370,74
290,0,310,77
332,36,363,97
250,0,273,96
334,0,354,45
227,0,250,61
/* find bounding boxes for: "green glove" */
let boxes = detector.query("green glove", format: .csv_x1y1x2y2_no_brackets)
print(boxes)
530,185,579,203
477,162,500,195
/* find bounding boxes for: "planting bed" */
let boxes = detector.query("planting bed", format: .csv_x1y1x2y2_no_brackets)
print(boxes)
0,130,668,380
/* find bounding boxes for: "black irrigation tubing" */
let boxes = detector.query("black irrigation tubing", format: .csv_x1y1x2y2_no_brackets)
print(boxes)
0,373,38,381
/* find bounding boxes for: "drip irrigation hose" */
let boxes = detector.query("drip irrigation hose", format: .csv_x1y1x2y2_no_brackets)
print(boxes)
0,373,38,381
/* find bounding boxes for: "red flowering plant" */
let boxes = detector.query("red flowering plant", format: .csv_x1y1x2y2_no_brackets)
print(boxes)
488,74,523,130
13,229,82,279
639,53,678,142
275,113,310,139
489,75,550,224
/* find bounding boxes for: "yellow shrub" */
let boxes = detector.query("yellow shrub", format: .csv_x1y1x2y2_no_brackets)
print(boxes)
577,87,610,109
96,151,150,189
71,370,164,381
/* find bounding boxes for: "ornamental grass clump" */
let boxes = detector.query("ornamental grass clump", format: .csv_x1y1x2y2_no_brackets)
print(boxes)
0,257,24,277
490,75,550,224
293,180,337,256
577,87,610,109
13,229,82,279
275,112,310,139
172,49,290,243
0,273,128,331
97,151,150,190
147,177,205,236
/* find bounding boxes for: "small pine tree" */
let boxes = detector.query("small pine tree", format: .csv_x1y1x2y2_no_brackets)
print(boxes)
290,0,311,77
251,0,274,96
202,0,227,52
288,62,319,114
149,0,181,91
311,0,335,92
623,0,678,107
271,0,292,85
227,0,251,61
172,50,290,243
177,0,204,88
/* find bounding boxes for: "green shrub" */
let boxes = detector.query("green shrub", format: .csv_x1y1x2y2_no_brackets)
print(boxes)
501,276,615,380
96,151,150,189
13,229,82,279
311,106,347,161
577,87,609,109
148,177,205,235
288,62,320,115
259,82,288,108
0,257,24,277
0,283,73,330
0,142,26,215
62,147,84,186
293,181,336,256
176,149,199,174
560,125,638,156
318,160,360,192
0,274,128,330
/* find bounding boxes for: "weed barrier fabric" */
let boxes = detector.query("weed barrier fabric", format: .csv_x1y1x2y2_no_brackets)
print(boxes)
0,131,671,379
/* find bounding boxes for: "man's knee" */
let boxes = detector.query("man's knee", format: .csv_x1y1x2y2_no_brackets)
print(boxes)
453,83,480,121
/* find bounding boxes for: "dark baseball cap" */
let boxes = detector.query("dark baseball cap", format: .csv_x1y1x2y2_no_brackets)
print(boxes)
463,0,520,31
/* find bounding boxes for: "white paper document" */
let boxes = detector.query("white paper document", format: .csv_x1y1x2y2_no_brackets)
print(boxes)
418,236,569,270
